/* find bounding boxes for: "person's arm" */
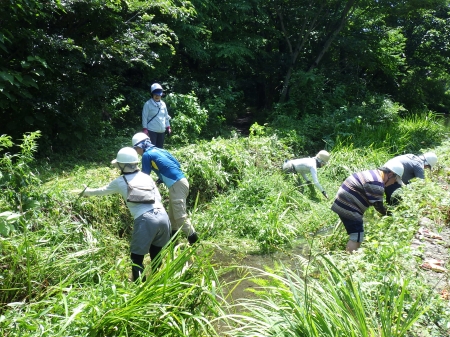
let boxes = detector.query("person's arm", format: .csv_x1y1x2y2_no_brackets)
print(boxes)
141,152,153,175
83,179,119,197
164,102,171,134
373,201,388,215
310,167,328,198
142,102,149,134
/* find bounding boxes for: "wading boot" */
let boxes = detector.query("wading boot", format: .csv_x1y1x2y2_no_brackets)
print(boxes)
187,232,199,245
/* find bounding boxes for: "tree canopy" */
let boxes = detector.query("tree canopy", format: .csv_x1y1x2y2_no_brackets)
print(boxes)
1,0,450,151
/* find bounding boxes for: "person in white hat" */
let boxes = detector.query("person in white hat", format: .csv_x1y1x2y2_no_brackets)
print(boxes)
132,132,199,245
142,83,172,148
73,147,171,282
331,159,404,253
384,152,438,205
282,150,331,199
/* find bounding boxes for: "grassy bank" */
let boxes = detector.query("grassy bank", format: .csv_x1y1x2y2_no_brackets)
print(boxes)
1,113,449,336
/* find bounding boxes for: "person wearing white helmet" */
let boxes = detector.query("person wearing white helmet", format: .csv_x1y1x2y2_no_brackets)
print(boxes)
331,159,404,253
384,152,438,205
132,132,199,245
142,83,172,148
73,147,171,282
282,150,331,199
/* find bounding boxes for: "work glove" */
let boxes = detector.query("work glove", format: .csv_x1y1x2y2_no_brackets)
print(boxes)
142,128,149,135
165,126,172,135
322,191,329,199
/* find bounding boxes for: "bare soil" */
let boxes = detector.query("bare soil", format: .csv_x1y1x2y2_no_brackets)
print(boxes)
412,216,450,300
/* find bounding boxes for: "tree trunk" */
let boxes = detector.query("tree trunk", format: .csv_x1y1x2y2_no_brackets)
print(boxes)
309,0,358,72
279,0,360,103
279,2,323,103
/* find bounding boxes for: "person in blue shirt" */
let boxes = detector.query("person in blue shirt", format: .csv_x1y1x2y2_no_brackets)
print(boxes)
132,132,198,245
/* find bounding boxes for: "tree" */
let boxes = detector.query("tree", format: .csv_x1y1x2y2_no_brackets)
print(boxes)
0,0,193,149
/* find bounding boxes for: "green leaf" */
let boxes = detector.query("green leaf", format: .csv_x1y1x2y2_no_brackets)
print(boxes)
0,72,14,85
14,73,23,83
24,115,34,125
0,211,21,222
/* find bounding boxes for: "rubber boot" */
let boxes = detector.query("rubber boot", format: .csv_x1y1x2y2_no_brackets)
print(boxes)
130,253,145,283
149,245,163,271
131,265,144,283
187,232,199,245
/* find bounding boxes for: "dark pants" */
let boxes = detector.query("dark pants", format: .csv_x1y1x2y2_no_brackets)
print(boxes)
148,131,165,148
385,182,402,205
130,245,163,282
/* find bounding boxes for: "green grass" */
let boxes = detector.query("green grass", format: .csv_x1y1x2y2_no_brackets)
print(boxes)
219,255,429,337
1,113,449,336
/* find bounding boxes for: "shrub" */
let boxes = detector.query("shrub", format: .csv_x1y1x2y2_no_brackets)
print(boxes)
164,92,209,146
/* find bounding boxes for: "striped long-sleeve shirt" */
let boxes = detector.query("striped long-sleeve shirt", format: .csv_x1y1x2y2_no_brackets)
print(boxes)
331,170,385,222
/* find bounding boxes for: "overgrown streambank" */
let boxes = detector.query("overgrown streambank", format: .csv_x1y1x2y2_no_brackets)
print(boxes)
1,115,450,336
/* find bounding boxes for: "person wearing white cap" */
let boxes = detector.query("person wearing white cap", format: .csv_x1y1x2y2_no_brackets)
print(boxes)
384,152,438,205
142,83,172,148
282,150,331,199
73,147,171,282
131,132,199,245
331,159,404,253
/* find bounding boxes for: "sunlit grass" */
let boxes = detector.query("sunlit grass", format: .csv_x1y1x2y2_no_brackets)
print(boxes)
1,115,450,336
220,255,429,337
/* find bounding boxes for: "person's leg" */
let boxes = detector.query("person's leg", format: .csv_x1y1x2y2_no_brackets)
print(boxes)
149,245,163,270
346,241,361,253
155,132,165,148
339,215,364,253
147,130,158,146
129,211,166,281
167,189,179,237
149,208,171,270
130,253,145,282
169,179,197,242
347,232,364,253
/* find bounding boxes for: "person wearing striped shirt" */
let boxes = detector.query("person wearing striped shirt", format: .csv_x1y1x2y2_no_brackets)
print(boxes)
331,159,404,253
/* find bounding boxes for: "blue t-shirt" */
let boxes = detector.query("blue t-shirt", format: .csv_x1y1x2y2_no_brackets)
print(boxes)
141,147,185,188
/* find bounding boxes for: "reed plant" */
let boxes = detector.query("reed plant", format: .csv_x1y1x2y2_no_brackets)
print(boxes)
1,112,449,336
220,255,429,337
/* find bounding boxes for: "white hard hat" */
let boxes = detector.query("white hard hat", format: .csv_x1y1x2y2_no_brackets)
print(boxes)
132,132,149,147
316,150,330,163
111,147,139,165
423,152,437,168
383,159,404,178
150,83,163,93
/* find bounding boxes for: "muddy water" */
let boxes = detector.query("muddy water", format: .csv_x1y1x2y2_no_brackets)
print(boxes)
208,239,314,303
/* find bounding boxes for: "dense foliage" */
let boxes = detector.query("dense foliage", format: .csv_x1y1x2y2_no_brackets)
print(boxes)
1,0,450,335
1,0,450,151
1,113,449,335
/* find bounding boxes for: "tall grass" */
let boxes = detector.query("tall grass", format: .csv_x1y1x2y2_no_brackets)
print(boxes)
1,112,449,336
220,255,429,337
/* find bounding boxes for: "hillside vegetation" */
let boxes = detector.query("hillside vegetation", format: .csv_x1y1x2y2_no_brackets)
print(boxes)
1,111,449,336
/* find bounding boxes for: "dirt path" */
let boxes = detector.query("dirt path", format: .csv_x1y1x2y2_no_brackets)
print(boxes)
412,216,450,300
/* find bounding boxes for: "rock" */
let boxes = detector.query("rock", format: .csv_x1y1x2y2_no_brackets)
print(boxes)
418,217,433,227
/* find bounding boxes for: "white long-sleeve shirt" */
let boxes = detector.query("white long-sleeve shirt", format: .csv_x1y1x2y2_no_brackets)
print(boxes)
142,98,171,133
83,171,164,219
283,158,325,192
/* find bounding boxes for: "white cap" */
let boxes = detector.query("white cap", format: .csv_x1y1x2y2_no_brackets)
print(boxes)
150,83,163,93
